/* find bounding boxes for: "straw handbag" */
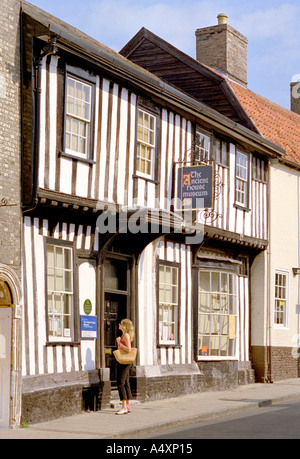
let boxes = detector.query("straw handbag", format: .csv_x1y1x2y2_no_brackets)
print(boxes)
113,347,137,365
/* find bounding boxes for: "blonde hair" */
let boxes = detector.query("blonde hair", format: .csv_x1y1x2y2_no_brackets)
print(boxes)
121,319,134,341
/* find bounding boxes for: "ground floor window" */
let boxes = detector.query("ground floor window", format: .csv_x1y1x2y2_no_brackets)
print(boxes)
0,279,12,306
274,270,288,327
198,270,237,358
158,262,180,345
46,242,74,342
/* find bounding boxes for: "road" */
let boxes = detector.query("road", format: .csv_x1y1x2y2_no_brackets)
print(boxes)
136,398,300,439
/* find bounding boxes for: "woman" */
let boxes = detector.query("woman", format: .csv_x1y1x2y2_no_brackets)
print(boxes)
115,318,134,415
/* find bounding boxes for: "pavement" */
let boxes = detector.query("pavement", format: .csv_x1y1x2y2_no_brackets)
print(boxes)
1,378,300,439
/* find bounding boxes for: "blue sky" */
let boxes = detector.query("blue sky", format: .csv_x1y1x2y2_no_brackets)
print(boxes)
28,0,300,109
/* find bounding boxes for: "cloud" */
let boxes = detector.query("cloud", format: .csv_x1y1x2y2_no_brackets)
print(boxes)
235,3,299,40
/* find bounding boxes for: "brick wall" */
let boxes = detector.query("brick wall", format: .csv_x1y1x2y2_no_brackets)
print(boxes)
0,0,22,280
251,345,300,382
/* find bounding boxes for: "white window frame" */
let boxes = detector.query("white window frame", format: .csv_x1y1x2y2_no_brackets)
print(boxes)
46,243,74,342
136,108,156,179
274,269,289,328
64,73,93,159
195,129,212,163
235,150,249,207
158,262,180,346
198,270,238,360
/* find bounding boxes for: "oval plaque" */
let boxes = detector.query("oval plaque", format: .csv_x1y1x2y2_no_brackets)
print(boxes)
83,299,92,315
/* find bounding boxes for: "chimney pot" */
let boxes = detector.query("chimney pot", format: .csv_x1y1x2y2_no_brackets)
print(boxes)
217,13,228,25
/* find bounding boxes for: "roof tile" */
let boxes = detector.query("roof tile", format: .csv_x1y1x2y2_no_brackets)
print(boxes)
228,80,300,163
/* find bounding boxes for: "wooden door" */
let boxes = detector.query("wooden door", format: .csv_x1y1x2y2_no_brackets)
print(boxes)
104,256,129,384
0,308,12,428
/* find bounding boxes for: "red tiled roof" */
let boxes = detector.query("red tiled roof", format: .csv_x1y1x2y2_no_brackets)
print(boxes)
228,80,300,164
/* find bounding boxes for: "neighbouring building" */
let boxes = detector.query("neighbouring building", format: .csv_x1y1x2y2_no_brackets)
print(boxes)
0,0,23,429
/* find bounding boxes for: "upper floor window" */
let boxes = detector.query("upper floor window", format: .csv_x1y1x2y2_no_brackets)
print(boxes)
215,138,229,167
253,156,267,182
64,73,94,160
195,129,212,163
235,150,249,208
136,108,156,179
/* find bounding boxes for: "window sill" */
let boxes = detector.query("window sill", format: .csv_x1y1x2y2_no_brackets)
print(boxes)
157,344,182,348
197,356,238,361
132,173,159,185
234,203,251,212
59,151,96,165
46,341,80,346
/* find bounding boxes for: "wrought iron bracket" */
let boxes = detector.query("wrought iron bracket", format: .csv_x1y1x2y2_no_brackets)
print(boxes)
0,197,17,208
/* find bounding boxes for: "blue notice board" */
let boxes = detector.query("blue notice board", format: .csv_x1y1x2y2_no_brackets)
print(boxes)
80,315,97,339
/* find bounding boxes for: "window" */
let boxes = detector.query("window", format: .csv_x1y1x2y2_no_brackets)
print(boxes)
253,156,267,182
0,280,12,306
46,243,74,342
215,138,229,166
235,150,249,207
274,270,288,327
198,271,237,358
64,74,93,159
158,263,180,345
136,108,156,179
195,130,212,162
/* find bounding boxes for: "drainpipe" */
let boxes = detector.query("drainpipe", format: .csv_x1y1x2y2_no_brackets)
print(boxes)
23,35,58,213
266,160,273,383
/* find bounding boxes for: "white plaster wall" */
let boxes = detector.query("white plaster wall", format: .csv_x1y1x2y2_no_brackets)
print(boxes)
269,162,300,348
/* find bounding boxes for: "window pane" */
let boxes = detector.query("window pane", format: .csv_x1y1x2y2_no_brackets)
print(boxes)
222,142,228,166
199,293,210,314
215,140,221,163
47,245,55,267
199,272,210,292
56,269,64,291
211,272,220,292
47,268,55,291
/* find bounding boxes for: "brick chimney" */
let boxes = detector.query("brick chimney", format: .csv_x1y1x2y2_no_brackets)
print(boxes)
195,14,248,87
291,81,300,115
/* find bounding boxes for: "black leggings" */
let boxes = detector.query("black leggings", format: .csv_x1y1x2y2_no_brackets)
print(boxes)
117,363,132,401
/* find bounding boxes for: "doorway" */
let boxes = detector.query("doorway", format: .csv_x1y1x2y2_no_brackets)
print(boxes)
104,256,130,385
0,279,12,428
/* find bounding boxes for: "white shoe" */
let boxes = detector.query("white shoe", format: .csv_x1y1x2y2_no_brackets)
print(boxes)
116,408,128,415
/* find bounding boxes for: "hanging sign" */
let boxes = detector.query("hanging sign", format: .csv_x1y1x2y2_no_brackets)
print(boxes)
176,165,214,210
80,315,97,339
